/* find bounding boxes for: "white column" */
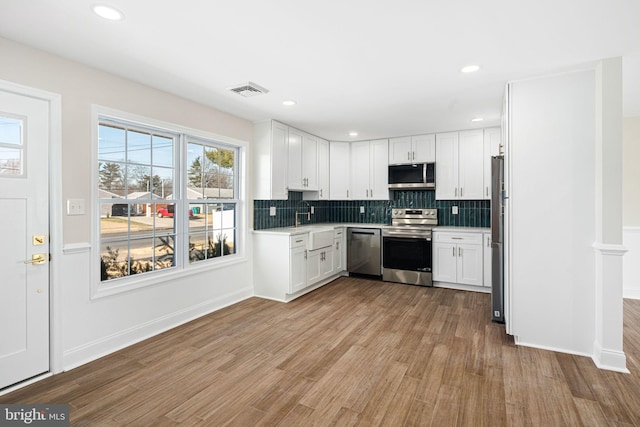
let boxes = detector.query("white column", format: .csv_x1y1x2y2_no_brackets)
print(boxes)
593,57,628,372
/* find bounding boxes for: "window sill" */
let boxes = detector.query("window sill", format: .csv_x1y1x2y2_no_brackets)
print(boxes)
91,253,248,300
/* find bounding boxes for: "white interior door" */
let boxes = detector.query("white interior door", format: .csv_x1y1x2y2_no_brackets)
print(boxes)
0,89,50,390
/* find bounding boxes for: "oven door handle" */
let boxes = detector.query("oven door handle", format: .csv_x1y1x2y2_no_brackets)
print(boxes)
383,232,431,240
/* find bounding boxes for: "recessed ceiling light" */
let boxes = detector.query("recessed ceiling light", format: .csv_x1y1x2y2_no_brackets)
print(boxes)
461,65,480,73
92,5,125,21
282,100,296,106
349,132,358,137
471,117,484,122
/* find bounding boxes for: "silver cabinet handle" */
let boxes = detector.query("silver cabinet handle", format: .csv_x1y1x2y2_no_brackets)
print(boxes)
412,151,415,160
370,188,373,198
460,187,463,197
408,152,411,161
452,247,455,257
366,189,369,197
459,247,462,256
320,188,323,197
486,187,489,197
304,250,308,259
455,188,457,197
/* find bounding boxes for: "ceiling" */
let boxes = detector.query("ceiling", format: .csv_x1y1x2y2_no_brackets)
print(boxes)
1,0,639,141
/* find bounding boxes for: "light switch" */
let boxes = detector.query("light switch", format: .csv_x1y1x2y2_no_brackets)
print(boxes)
67,199,85,215
360,206,365,214
452,206,459,215
269,206,276,216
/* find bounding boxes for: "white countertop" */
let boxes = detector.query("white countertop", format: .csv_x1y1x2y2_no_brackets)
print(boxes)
434,226,491,233
253,222,387,236
254,223,490,235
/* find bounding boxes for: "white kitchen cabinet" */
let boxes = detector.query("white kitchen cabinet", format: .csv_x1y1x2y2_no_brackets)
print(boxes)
330,141,351,200
433,231,483,287
253,120,288,200
288,129,318,191
350,139,389,200
308,246,334,283
435,130,484,200
483,127,502,200
333,227,346,274
254,228,346,302
435,132,459,199
304,138,329,200
483,232,492,288
389,134,435,164
290,242,308,293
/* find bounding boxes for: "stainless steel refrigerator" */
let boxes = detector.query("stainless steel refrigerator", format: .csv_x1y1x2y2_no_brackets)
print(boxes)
491,156,505,323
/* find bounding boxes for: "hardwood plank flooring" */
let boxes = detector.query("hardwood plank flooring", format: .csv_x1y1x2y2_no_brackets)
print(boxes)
2,276,640,426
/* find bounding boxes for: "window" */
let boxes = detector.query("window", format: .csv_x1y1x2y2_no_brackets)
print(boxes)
96,114,241,287
0,116,24,176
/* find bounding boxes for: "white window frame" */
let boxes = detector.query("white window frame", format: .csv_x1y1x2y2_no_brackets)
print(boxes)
91,106,248,299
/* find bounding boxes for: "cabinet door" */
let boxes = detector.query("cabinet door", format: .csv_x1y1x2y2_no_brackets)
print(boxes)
483,127,502,200
389,136,412,164
317,139,329,199
483,233,492,288
433,242,457,282
287,128,304,190
330,142,351,200
333,237,344,273
435,132,459,200
412,134,436,163
350,141,370,199
290,246,307,293
302,133,318,190
458,129,484,200
271,122,289,200
307,248,323,284
457,243,483,286
320,249,334,278
370,139,389,200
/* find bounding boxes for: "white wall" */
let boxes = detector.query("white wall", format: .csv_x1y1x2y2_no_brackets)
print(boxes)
0,37,255,369
623,116,640,299
508,69,597,356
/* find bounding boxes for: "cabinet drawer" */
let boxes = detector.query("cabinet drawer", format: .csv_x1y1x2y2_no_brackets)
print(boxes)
434,232,483,245
290,234,308,249
334,227,345,239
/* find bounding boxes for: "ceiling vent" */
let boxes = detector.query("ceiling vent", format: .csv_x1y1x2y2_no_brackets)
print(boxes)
228,82,269,98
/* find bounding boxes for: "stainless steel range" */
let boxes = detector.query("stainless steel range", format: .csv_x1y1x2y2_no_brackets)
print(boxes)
382,208,438,286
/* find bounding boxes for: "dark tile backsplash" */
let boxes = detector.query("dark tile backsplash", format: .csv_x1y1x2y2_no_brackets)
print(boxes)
253,191,490,230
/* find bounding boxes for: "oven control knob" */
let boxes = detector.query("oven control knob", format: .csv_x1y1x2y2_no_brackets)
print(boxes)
393,210,399,215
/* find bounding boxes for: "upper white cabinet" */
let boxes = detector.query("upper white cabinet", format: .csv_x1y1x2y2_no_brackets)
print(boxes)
288,130,318,191
304,138,330,200
350,139,389,200
253,120,288,200
483,127,502,200
329,141,351,200
435,130,484,200
389,134,435,164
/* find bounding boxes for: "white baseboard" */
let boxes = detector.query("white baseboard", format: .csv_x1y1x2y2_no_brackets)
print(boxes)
593,341,630,373
513,337,593,360
62,286,253,370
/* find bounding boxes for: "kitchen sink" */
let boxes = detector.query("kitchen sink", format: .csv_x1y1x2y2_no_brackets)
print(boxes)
307,228,334,250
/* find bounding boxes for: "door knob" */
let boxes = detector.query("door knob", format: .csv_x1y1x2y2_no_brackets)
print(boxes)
24,253,46,265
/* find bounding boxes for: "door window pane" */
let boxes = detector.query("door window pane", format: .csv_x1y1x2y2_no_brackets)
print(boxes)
0,116,23,176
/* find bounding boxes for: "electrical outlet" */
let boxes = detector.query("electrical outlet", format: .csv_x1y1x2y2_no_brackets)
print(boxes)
311,206,315,214
360,206,365,214
269,206,276,216
452,206,459,215
67,199,85,215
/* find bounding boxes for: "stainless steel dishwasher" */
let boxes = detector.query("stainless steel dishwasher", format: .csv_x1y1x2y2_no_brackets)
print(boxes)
347,228,382,277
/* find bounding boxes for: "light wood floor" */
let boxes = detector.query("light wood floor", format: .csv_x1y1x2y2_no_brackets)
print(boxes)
3,277,640,426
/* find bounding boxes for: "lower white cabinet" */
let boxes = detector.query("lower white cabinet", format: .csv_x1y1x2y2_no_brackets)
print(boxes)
290,237,308,293
483,232,492,288
254,228,346,302
433,230,484,287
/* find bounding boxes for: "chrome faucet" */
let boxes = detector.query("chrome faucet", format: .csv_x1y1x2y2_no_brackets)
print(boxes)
295,210,310,227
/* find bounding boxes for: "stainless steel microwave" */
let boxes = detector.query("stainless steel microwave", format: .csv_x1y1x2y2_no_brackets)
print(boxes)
388,163,435,189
